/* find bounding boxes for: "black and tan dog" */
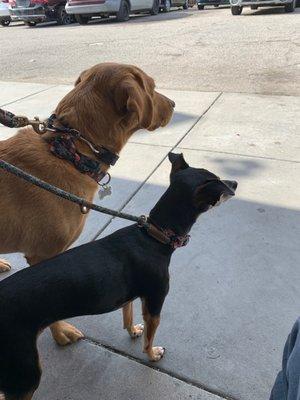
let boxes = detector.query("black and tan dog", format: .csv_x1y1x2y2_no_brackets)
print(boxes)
0,153,237,400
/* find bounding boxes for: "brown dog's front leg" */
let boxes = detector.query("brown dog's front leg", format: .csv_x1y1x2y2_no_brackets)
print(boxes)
0,259,11,272
122,302,144,339
50,321,84,346
142,301,164,362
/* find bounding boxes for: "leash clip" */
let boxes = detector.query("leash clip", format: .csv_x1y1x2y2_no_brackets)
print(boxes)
13,115,47,134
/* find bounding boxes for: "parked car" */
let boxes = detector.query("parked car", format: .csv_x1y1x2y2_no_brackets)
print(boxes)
66,0,167,23
230,0,296,14
66,0,189,23
197,0,228,9
159,0,189,11
9,0,74,26
0,0,11,26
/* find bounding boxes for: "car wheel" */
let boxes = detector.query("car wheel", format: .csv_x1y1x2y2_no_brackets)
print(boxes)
116,0,130,21
214,4,219,6
150,0,159,14
0,17,11,26
250,4,258,8
197,4,204,8
75,14,90,24
183,0,188,9
57,5,73,24
24,21,37,26
285,0,295,12
231,5,242,14
163,0,171,11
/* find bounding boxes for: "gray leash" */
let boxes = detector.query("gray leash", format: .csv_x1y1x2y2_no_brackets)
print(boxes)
0,159,149,227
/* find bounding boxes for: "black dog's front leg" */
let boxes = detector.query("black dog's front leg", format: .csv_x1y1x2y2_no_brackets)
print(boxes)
142,297,165,361
122,302,144,338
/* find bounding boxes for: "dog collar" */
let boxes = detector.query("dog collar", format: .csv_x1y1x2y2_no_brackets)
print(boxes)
49,133,107,183
144,222,190,250
47,114,119,167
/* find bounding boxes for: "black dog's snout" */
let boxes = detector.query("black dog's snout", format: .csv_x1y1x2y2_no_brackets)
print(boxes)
231,181,238,190
223,180,238,193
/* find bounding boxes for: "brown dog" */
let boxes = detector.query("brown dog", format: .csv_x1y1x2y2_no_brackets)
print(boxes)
0,62,175,346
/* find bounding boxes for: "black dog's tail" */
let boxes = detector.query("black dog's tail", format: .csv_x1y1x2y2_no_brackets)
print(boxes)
0,329,41,400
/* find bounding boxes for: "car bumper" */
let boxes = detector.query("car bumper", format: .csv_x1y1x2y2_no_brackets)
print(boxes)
9,4,47,20
230,0,291,5
197,0,228,4
0,6,10,16
66,0,119,14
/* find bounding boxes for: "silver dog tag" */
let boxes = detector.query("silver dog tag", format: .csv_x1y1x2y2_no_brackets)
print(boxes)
98,185,112,200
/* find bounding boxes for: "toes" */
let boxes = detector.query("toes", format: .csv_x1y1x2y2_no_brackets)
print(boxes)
51,323,84,346
0,259,11,273
151,346,165,362
130,323,144,339
145,346,166,361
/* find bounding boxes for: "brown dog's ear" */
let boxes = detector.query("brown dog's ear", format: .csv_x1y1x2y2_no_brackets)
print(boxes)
75,69,88,86
168,152,189,174
114,76,154,129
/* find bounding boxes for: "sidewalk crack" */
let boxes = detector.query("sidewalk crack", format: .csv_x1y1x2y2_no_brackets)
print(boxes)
83,336,238,400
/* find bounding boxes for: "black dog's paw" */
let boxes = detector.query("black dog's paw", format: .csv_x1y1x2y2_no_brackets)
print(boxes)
129,323,144,338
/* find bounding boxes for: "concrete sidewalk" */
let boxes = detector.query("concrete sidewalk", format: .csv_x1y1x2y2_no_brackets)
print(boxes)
0,82,299,400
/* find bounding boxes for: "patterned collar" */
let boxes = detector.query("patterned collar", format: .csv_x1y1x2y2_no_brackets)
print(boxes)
49,133,106,183
144,221,190,250
47,114,119,183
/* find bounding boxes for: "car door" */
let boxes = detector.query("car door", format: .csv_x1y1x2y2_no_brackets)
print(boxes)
130,0,151,11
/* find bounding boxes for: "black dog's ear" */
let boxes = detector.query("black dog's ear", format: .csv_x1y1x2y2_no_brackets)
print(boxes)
194,180,235,209
168,152,189,174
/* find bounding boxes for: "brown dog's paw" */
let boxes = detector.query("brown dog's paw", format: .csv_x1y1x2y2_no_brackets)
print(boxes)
0,259,11,273
50,321,84,346
128,323,144,339
146,346,165,362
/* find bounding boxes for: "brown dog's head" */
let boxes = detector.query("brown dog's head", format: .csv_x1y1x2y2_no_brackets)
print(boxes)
55,63,175,153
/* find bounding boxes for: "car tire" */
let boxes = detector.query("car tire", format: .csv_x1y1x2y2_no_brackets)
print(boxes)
250,4,258,8
214,4,219,6
183,0,188,9
285,0,295,12
197,4,204,8
57,5,74,24
24,21,37,26
231,5,242,14
0,17,11,26
150,0,159,14
116,0,130,21
163,0,171,11
75,14,90,24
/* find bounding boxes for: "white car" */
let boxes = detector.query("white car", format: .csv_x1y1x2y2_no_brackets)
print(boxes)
66,0,161,24
230,0,296,14
0,0,11,26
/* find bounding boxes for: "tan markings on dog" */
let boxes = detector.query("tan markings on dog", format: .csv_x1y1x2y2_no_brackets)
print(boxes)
142,301,164,361
50,321,84,345
122,302,144,338
0,63,174,346
0,259,11,272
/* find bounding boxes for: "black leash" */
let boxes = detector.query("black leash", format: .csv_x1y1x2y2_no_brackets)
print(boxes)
0,159,149,228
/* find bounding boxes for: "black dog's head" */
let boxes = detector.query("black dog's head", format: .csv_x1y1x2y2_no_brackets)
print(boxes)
168,152,237,214
149,152,237,236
